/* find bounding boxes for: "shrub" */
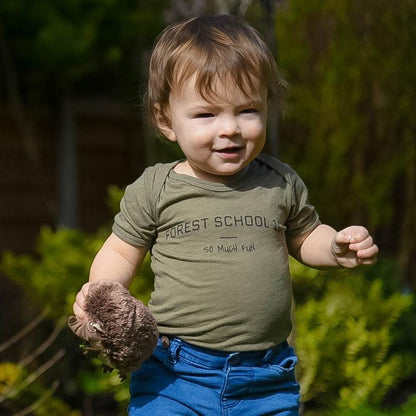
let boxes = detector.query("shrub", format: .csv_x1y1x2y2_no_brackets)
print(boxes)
320,394,416,416
0,187,154,414
291,259,415,412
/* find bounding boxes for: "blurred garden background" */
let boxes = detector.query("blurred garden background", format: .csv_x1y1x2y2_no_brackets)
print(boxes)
0,0,415,415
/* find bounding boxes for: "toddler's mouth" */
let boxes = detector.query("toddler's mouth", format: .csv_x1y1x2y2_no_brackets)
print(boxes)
213,146,245,160
215,146,244,153
220,148,239,153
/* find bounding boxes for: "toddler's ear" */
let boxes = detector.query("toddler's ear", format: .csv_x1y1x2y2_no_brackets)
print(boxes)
154,104,176,142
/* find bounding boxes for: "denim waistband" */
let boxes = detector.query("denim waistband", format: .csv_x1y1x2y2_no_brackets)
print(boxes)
157,336,289,369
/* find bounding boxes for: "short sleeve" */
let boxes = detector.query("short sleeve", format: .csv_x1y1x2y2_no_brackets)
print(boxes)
285,169,321,238
112,168,158,248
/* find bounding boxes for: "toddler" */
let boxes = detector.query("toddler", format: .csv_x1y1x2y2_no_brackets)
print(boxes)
73,14,378,415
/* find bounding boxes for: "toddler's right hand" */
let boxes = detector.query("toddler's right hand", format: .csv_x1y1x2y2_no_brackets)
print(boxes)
72,282,91,319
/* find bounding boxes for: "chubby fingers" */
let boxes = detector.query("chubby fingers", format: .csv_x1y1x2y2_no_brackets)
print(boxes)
72,282,91,319
72,301,86,319
335,225,369,244
336,226,378,264
350,235,379,264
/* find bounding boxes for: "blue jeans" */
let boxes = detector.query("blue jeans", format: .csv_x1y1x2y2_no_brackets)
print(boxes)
128,337,300,415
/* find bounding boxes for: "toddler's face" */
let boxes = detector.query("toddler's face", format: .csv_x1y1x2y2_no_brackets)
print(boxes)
158,75,268,182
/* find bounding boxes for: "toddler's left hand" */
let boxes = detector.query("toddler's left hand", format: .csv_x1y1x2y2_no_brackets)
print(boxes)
331,226,378,268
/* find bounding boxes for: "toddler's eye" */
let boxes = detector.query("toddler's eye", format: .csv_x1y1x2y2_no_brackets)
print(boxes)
240,108,258,114
195,112,214,118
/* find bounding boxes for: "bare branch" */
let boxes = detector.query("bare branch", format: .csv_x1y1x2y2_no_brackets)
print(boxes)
0,349,66,403
11,380,60,416
0,311,47,353
18,317,66,367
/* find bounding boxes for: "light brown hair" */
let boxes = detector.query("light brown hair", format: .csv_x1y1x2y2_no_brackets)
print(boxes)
147,14,285,130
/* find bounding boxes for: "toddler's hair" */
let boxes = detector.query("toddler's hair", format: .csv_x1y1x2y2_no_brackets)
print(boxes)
147,14,285,129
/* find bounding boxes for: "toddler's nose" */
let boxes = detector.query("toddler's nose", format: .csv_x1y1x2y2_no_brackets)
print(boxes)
218,115,241,137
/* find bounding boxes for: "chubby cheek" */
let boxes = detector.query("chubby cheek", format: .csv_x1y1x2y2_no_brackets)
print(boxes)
184,128,214,149
177,133,212,157
247,124,266,147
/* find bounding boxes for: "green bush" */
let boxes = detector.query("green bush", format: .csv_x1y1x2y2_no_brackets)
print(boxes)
320,395,416,416
0,187,154,414
0,358,81,415
291,259,415,412
1,186,154,320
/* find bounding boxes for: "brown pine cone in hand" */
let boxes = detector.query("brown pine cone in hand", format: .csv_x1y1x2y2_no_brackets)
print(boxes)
68,280,158,379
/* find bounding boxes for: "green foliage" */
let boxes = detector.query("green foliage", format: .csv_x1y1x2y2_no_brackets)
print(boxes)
0,362,23,395
1,227,103,319
1,188,154,320
77,362,131,408
291,259,415,411
0,0,168,97
32,398,81,416
0,361,81,416
106,185,126,219
318,395,416,416
276,0,416,233
0,186,154,412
